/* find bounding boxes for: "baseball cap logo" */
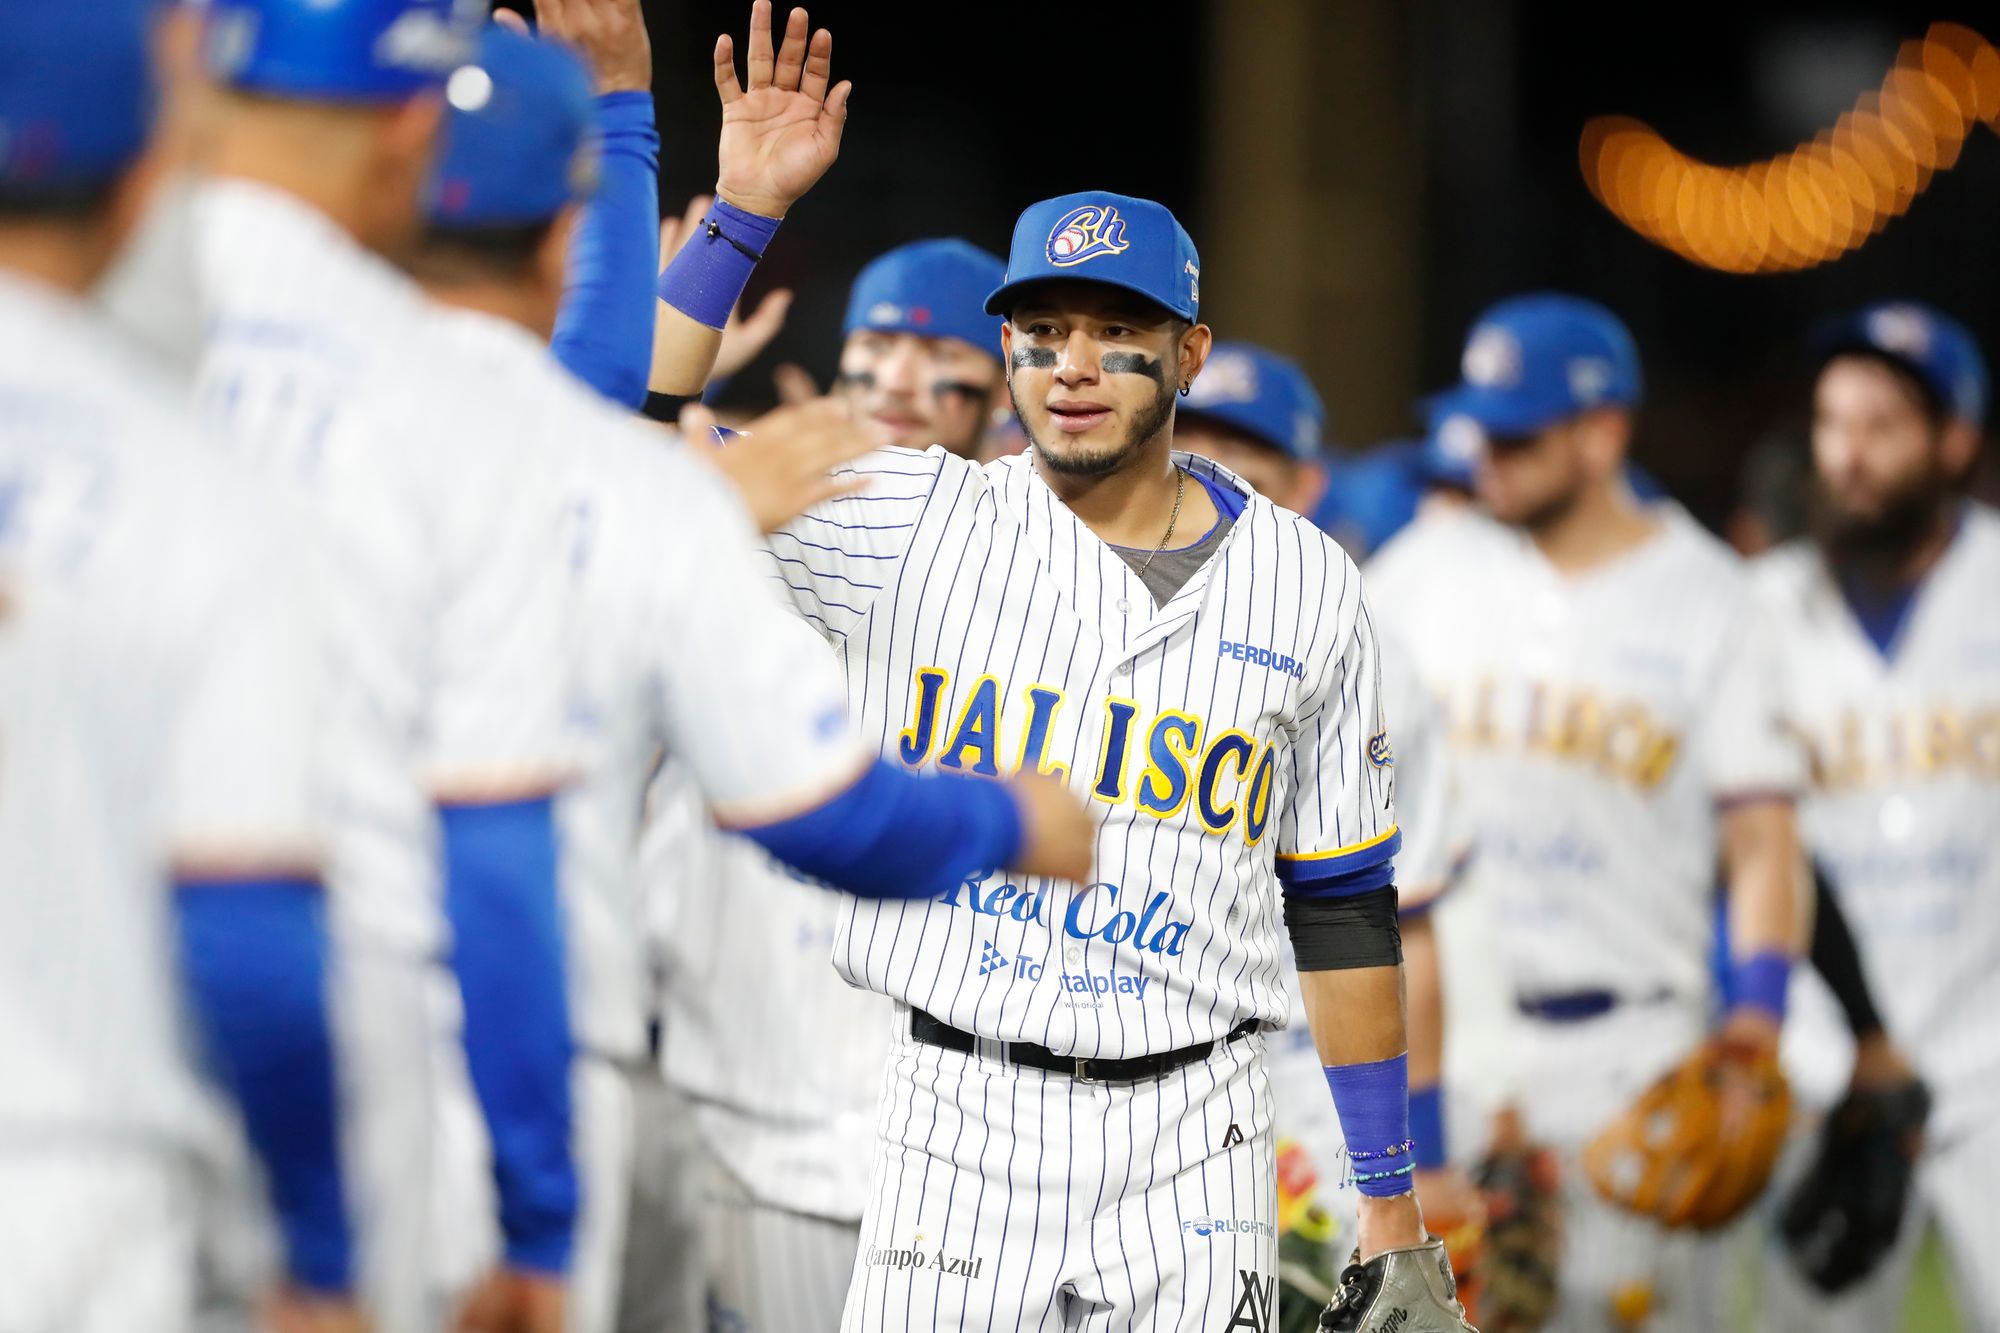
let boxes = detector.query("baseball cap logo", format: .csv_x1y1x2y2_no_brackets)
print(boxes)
1045,204,1130,267
1865,305,1934,360
1568,356,1613,403
1463,326,1523,388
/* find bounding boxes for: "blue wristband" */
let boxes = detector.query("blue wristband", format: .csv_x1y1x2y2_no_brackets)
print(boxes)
1324,1052,1414,1198
656,196,780,331
1732,950,1792,1022
1409,1083,1448,1171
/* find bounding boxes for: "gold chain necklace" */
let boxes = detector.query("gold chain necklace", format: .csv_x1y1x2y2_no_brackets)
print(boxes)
1135,467,1187,579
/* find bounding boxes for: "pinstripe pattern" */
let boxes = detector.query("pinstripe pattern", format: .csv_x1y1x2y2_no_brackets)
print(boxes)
703,1155,865,1333
770,445,1385,1326
772,448,1395,1059
840,1022,1278,1332
0,272,323,1333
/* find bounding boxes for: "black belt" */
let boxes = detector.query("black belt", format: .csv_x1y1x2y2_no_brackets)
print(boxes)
1515,988,1674,1023
910,1008,1258,1084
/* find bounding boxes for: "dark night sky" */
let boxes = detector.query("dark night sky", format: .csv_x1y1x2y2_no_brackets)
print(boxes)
616,0,1996,525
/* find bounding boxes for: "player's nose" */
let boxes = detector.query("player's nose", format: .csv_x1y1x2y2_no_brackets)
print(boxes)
1053,330,1101,385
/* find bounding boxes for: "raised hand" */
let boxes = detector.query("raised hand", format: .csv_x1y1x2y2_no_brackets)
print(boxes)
657,195,794,381
679,399,873,534
712,2,851,219
529,0,653,94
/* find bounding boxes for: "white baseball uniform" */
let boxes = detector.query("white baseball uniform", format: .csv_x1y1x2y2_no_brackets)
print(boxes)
767,447,1396,1332
183,177,579,1333
0,271,324,1333
644,619,898,1333
418,305,880,1333
1754,506,2000,1331
1365,503,1804,1333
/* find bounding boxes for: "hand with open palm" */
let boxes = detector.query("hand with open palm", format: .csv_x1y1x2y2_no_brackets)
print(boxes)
711,2,851,220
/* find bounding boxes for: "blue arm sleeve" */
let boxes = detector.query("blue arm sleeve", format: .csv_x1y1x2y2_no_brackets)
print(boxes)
175,878,353,1293
740,758,1026,901
550,91,660,410
440,796,577,1275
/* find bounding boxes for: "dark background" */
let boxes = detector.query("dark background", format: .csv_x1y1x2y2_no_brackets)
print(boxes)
626,0,1999,529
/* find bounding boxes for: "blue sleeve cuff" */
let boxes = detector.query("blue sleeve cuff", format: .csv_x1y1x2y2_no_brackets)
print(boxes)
1324,1052,1415,1198
1410,1082,1448,1170
549,92,660,409
740,758,1025,901
440,796,578,1274
1731,950,1792,1023
176,878,353,1293
1277,828,1402,892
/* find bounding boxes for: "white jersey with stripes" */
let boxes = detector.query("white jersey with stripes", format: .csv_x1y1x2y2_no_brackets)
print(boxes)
186,178,577,958
1754,507,2000,1142
768,447,1397,1059
1365,504,1804,1001
421,305,868,1062
0,273,323,1150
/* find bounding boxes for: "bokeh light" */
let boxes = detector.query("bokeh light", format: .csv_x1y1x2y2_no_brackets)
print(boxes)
1580,23,1997,273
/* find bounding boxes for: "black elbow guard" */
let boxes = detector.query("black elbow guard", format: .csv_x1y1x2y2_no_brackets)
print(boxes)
1284,886,1402,970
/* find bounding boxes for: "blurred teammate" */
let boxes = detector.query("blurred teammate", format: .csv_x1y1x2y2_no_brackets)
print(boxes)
1367,294,1804,1333
414,20,1095,1332
1755,303,1999,1330
1175,339,1488,1307
164,2,589,1326
0,4,354,1328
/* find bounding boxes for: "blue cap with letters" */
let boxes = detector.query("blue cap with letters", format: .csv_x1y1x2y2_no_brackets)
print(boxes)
843,239,1005,364
985,190,1201,323
204,0,483,104
0,0,155,197
428,26,596,228
1426,293,1643,437
1180,341,1325,460
1811,301,1988,427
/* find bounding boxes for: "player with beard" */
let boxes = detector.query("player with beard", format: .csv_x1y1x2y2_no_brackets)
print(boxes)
1365,293,1805,1333
1753,303,1999,1330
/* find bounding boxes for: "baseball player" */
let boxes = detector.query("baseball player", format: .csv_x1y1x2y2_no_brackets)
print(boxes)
1753,303,1999,1330
0,5,356,1329
1172,340,1486,1263
156,2,590,1327
638,236,1012,1333
1365,293,1805,1333
659,189,1475,1331
412,22,1097,1333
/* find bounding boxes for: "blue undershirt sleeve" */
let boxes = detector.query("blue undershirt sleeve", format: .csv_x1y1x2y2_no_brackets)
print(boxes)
439,795,577,1275
175,878,353,1294
550,91,660,410
739,758,1026,901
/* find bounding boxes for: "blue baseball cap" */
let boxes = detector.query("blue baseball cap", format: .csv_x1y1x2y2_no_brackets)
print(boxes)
1421,411,1484,490
428,26,596,228
1180,341,1325,460
842,239,1005,364
985,191,1201,323
1811,302,1988,427
0,0,156,198
1426,293,1643,438
204,0,483,104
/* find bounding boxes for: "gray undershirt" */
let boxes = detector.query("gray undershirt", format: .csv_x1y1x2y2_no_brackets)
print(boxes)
1111,508,1237,607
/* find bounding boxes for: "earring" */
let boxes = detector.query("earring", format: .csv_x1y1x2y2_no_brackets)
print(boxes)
1179,381,1191,397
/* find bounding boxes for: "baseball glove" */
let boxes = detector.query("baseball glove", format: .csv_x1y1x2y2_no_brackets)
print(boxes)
1583,1036,1791,1230
1779,1077,1931,1293
1471,1144,1562,1331
1317,1237,1480,1332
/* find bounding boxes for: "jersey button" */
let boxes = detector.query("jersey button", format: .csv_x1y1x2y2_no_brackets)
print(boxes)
1113,662,1131,678
1115,597,1132,613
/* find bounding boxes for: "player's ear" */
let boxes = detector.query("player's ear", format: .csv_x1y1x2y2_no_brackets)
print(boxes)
1290,459,1330,518
1177,322,1213,394
1939,419,1981,483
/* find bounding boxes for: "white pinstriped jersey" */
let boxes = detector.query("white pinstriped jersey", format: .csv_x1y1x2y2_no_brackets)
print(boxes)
423,307,868,1060
185,179,577,958
770,448,1396,1058
0,273,322,1149
1365,505,1803,999
1754,507,2000,1142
